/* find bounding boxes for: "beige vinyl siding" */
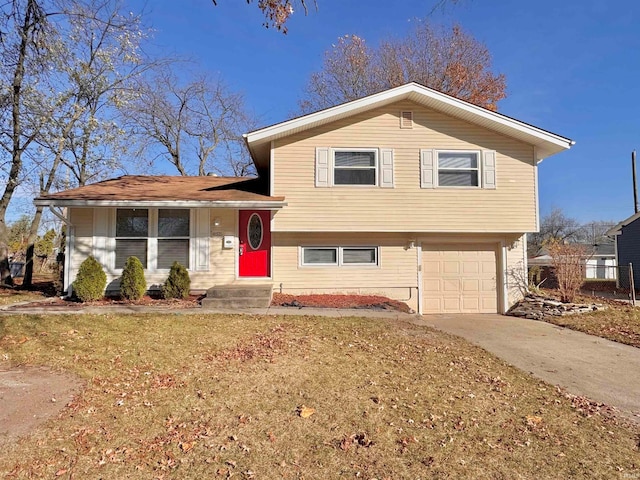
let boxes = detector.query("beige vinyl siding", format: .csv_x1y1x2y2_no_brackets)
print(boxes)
273,100,536,232
505,233,527,307
272,232,419,311
207,209,236,286
69,208,94,282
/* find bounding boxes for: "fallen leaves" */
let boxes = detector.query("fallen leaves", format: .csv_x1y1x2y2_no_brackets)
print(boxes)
297,405,316,418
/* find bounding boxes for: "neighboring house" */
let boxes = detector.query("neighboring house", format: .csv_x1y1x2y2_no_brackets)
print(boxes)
607,213,640,288
585,243,616,280
529,243,617,284
35,83,573,314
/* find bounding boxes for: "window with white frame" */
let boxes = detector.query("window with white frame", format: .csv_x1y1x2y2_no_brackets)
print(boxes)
115,208,191,270
116,209,149,268
301,246,379,266
437,151,480,187
333,149,377,186
157,209,190,269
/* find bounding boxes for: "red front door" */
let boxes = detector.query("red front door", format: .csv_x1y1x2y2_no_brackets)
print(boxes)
239,210,271,277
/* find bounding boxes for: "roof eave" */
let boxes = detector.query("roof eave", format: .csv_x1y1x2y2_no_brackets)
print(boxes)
34,199,288,209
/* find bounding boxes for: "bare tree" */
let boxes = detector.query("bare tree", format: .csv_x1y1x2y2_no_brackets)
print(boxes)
299,22,506,114
127,70,256,177
211,0,317,33
528,208,584,257
0,0,55,285
547,239,590,303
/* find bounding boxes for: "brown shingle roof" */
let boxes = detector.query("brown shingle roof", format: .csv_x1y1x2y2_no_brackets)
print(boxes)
36,176,285,205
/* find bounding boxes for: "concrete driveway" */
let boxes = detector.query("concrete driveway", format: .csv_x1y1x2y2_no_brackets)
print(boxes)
420,314,640,421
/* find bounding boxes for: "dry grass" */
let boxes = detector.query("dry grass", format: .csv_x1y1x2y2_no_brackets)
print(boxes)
0,313,639,479
0,288,45,306
545,304,640,348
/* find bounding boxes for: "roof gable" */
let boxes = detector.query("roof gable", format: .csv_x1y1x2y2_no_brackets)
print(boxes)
607,211,640,236
244,82,574,167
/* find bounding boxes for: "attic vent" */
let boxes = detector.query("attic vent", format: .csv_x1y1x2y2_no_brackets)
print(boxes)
400,111,413,129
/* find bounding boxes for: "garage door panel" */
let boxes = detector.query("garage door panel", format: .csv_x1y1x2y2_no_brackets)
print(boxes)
423,261,441,275
443,279,460,291
462,279,480,292
423,243,498,314
463,262,479,274
443,297,461,311
443,261,460,274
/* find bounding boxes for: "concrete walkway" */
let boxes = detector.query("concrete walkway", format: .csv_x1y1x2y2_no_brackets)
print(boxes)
420,313,640,421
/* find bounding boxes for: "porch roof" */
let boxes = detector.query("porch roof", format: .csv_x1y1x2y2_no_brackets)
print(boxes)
34,175,286,209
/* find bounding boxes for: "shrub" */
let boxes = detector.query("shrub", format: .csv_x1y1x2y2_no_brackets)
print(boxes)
72,256,106,302
162,261,191,299
547,239,589,303
120,256,146,301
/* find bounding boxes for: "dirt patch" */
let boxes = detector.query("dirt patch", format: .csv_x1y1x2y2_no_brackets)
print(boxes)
271,293,413,313
0,367,83,445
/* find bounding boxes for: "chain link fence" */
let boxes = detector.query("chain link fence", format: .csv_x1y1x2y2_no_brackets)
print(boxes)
530,264,637,303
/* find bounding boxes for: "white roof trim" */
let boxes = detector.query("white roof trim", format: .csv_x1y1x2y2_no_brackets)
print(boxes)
244,82,574,161
34,199,287,209
606,211,640,236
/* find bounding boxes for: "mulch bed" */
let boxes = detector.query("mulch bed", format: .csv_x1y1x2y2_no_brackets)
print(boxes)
271,293,413,313
5,294,203,310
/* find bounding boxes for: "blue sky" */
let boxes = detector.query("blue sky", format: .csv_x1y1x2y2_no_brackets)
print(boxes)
88,1,640,224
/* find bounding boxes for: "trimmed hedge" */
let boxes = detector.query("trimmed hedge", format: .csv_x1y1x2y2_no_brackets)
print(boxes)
162,261,191,299
72,256,106,302
120,256,146,301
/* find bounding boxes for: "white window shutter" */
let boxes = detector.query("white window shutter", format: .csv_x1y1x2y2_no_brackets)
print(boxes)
420,149,435,188
92,208,110,269
379,148,394,188
315,147,330,187
194,208,210,271
482,150,497,189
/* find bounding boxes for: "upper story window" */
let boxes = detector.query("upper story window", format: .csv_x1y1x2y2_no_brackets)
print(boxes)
333,149,377,186
315,147,394,188
420,149,496,189
437,151,480,187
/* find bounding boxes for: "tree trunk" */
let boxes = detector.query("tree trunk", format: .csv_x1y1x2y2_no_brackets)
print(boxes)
22,205,44,288
0,0,41,286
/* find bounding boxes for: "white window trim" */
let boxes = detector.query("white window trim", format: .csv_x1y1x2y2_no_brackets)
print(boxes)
331,148,379,187
300,246,380,267
435,150,481,189
113,208,195,273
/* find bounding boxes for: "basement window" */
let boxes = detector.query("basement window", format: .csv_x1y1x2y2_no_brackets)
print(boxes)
301,246,379,267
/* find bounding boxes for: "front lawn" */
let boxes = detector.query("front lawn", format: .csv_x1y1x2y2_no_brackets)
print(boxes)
0,313,638,479
0,288,45,306
545,303,640,348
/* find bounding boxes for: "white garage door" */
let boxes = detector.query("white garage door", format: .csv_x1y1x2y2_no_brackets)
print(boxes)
422,244,498,314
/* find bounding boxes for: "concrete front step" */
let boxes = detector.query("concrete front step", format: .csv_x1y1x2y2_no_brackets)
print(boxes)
205,284,273,299
201,297,271,309
201,284,273,309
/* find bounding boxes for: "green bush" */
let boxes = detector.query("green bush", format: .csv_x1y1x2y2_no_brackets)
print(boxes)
162,261,191,299
72,256,106,302
120,256,146,301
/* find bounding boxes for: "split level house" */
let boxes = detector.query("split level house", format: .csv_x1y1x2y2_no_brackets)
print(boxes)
35,83,573,314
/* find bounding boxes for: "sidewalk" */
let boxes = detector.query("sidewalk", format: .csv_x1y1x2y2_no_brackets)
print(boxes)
0,299,419,321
